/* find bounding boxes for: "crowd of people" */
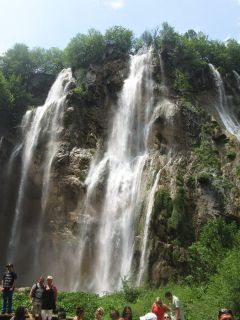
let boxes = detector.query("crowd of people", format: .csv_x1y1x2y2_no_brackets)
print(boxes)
1,264,237,320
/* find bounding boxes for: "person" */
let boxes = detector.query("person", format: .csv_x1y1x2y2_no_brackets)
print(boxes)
139,312,157,320
58,311,66,320
10,306,33,320
110,310,120,320
152,297,170,320
95,307,104,320
218,309,234,320
1,263,17,315
121,307,132,320
73,306,84,320
41,276,57,320
29,276,45,319
164,292,184,320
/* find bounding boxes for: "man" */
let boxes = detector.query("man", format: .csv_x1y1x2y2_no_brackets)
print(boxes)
164,292,184,320
152,297,170,320
41,276,57,320
1,263,17,315
218,309,234,320
29,276,45,319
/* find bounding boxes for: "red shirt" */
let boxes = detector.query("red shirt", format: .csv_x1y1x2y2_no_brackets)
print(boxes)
152,304,168,320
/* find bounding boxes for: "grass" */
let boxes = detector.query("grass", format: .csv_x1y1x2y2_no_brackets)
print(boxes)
10,283,229,320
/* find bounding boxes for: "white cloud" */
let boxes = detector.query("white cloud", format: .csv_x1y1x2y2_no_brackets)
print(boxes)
103,0,125,9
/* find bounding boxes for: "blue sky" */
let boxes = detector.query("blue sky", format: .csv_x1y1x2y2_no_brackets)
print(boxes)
1,0,240,54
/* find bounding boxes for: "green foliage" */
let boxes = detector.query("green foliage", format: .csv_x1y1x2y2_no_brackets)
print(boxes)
153,188,173,219
194,124,220,171
65,29,105,69
31,47,64,74
226,150,236,161
174,69,192,94
168,187,185,232
0,43,33,82
140,30,154,47
122,278,140,303
235,165,240,179
158,22,179,51
186,176,195,189
105,26,133,57
168,187,194,245
187,218,238,283
57,292,99,319
207,246,240,310
196,171,212,185
0,71,14,109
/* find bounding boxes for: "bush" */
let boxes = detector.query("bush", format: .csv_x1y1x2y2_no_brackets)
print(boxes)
187,218,238,283
197,171,212,185
226,151,236,161
122,278,140,303
153,188,172,219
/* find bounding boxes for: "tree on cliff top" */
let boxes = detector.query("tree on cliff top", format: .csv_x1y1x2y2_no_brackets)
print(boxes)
64,28,105,69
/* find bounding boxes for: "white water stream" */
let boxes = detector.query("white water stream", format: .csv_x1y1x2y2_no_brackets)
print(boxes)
233,70,240,90
8,69,74,261
72,51,156,293
209,64,240,141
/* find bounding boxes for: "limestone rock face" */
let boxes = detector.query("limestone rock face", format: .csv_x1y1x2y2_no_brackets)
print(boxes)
0,53,240,287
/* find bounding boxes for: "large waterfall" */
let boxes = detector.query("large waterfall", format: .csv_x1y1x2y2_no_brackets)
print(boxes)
209,64,240,141
0,51,171,291
7,69,74,266
69,51,157,293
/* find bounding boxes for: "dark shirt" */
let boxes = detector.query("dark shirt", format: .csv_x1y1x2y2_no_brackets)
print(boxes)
42,287,56,310
2,271,17,290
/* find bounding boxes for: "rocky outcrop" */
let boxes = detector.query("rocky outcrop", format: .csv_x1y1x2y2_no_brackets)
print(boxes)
0,52,240,288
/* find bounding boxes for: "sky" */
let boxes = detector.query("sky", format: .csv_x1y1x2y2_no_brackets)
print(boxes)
1,0,240,54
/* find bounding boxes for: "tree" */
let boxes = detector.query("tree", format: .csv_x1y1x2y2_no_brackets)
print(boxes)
30,47,64,74
104,26,133,57
0,43,33,82
65,28,105,69
0,71,13,110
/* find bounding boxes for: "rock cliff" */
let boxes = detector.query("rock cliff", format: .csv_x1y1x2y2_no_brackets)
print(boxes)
0,50,240,289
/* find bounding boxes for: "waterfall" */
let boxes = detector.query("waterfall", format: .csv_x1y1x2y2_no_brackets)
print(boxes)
0,136,3,150
72,51,156,293
158,52,169,96
137,166,161,285
233,70,240,90
209,64,240,141
7,69,74,262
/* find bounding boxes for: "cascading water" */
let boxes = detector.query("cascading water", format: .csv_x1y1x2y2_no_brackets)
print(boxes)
233,70,240,90
0,136,3,150
7,69,74,263
209,64,240,141
158,52,169,96
72,51,156,293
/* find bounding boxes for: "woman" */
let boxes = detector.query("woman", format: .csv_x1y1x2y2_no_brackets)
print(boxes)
73,306,84,320
95,307,104,320
121,306,132,320
11,306,33,320
152,297,170,320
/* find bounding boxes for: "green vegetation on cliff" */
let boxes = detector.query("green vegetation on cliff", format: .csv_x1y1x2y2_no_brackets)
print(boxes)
1,22,240,126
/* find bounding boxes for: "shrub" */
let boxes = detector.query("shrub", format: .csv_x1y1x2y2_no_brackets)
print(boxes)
226,151,236,161
122,278,140,303
187,218,238,283
197,171,212,185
